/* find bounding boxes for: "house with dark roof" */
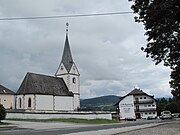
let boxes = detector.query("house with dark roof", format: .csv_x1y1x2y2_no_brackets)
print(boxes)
0,84,15,109
15,23,80,111
116,88,157,120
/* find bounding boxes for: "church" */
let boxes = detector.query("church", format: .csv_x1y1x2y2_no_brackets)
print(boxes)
15,23,80,111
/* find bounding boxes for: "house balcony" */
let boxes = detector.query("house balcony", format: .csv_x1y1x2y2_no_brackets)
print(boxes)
135,108,157,112
134,100,154,104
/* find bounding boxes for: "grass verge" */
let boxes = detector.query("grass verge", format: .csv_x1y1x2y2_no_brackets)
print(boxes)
6,118,119,124
0,122,10,125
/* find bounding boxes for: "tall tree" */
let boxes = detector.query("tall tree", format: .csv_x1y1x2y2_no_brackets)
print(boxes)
129,0,180,101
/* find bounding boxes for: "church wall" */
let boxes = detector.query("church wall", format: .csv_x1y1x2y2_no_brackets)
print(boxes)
16,95,24,109
16,95,35,110
24,95,35,110
55,96,73,111
69,75,79,94
73,94,80,110
36,95,53,110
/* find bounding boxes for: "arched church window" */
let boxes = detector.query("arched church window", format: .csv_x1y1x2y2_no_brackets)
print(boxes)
73,77,76,84
19,98,22,108
28,98,31,108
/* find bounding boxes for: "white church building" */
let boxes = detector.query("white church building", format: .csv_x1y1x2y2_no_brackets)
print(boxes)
15,23,80,111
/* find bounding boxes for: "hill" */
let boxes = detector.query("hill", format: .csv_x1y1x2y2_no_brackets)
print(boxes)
80,95,120,111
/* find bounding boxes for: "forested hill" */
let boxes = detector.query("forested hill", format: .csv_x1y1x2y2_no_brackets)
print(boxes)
80,95,120,111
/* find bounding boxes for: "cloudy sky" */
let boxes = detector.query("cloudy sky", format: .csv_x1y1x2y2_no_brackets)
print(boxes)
0,0,172,99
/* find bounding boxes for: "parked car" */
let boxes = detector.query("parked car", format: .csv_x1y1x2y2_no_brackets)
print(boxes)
160,111,172,120
172,113,180,118
147,116,157,120
125,117,136,121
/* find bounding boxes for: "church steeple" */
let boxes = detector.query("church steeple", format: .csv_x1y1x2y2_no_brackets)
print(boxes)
55,23,80,110
55,23,78,76
61,23,74,73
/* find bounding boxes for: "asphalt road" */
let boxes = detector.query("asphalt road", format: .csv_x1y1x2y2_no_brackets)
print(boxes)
117,120,180,135
0,119,178,135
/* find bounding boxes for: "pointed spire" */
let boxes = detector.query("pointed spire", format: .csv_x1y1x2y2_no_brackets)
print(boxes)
61,23,74,72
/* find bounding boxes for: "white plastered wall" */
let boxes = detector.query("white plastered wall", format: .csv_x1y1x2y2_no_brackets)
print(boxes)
73,94,80,110
24,95,35,110
16,95,24,109
0,94,15,109
16,95,35,110
133,95,157,119
119,95,136,119
55,96,73,111
36,95,53,110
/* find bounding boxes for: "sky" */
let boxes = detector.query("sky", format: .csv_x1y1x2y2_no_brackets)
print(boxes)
0,0,172,99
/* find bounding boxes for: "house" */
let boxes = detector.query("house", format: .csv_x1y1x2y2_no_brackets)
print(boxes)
0,84,15,109
15,23,80,111
117,88,157,120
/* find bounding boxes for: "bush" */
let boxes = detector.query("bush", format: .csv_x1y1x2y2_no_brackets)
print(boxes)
0,104,6,122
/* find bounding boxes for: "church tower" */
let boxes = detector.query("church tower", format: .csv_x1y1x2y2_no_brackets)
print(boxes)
55,23,80,110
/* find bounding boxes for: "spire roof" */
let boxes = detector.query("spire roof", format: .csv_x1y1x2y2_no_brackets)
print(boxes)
61,23,74,72
55,23,74,76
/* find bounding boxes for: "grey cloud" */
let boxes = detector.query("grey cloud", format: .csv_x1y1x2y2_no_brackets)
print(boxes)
0,0,172,99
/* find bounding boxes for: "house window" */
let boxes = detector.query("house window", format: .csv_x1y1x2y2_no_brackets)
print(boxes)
28,98,31,108
145,113,147,115
153,112,155,114
19,98,22,108
152,105,155,107
148,105,151,107
72,77,76,84
60,66,63,70
140,97,142,99
149,112,152,114
144,97,146,99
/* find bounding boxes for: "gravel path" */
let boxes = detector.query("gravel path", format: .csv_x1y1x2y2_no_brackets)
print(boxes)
116,121,180,135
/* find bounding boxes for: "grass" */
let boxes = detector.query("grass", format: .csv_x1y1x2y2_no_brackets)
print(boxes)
0,122,10,125
6,118,119,124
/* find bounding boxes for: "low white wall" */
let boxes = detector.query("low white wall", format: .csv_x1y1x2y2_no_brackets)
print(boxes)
6,112,112,120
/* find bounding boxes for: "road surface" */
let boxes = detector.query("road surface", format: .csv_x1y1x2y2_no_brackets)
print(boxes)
0,119,179,135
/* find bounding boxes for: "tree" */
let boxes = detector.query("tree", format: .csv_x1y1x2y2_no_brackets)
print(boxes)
0,104,6,122
156,98,168,115
128,0,180,100
165,102,177,113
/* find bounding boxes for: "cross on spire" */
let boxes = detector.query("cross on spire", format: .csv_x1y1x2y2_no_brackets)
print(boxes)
66,22,69,35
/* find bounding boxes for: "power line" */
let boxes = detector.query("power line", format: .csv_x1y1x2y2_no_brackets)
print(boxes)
0,11,133,21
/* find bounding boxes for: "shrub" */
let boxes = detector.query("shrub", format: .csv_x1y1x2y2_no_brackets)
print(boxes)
0,104,6,122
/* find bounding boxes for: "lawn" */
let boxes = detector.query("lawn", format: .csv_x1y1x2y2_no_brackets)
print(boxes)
6,118,119,124
0,122,10,125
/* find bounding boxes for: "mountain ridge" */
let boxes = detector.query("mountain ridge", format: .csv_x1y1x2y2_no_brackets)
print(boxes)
80,95,120,111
